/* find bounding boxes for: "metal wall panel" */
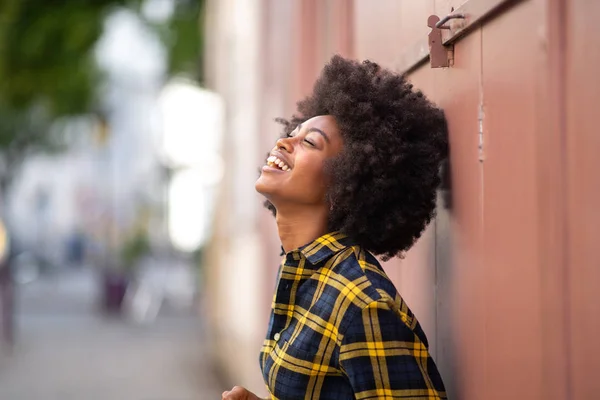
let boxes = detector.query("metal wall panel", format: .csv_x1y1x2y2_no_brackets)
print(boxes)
354,1,555,398
429,29,486,400
537,0,569,398
290,0,320,102
353,0,434,68
480,1,543,398
435,0,470,15
390,226,438,357
566,1,600,398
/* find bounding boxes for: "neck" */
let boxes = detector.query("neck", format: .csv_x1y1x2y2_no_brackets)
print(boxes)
275,204,329,253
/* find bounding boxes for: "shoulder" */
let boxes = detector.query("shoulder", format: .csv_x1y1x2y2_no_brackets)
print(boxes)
322,248,401,329
326,245,398,303
322,246,426,346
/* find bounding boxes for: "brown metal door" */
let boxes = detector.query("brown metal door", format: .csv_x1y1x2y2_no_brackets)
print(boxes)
414,25,487,399
351,0,600,397
353,0,568,398
565,1,600,399
400,1,547,398
479,2,544,398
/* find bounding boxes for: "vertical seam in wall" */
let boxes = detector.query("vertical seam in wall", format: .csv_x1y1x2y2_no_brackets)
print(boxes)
433,0,439,363
478,24,488,392
557,0,571,395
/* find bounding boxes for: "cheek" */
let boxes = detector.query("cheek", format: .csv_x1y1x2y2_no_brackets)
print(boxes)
292,158,329,201
294,158,326,184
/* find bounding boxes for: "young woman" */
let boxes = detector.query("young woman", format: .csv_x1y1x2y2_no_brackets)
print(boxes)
222,56,448,400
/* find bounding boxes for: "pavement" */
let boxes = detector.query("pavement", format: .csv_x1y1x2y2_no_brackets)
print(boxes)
0,266,224,400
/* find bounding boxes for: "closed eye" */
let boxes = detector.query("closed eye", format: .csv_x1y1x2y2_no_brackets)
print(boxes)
304,139,315,147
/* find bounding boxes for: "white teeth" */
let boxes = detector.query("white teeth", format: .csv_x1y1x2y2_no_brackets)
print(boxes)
266,155,291,171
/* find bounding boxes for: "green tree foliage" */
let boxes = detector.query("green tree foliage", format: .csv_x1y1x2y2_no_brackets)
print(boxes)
0,0,204,190
148,0,205,81
0,0,135,188
167,0,204,80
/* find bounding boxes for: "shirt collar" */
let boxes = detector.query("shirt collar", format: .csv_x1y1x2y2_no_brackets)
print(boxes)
296,231,355,265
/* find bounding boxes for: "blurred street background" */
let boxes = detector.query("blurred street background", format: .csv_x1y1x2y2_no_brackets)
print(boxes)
0,1,599,400
0,0,224,398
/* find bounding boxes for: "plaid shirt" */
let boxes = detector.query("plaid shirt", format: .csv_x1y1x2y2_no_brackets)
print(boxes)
259,232,447,399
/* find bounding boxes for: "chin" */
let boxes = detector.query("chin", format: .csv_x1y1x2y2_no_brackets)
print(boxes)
255,176,273,196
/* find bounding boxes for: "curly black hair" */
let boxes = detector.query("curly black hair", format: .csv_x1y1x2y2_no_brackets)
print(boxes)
265,55,448,260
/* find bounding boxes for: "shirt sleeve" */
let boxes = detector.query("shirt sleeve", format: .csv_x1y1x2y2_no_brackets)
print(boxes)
339,299,447,399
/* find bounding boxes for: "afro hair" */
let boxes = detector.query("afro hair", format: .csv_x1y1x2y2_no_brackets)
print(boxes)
265,55,448,260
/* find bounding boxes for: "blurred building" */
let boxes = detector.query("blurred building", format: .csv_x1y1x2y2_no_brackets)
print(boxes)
6,8,169,269
203,0,600,399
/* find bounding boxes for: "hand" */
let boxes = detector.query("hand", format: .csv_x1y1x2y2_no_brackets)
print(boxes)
221,386,264,400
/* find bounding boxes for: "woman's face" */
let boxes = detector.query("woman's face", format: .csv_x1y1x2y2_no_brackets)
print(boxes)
255,115,344,208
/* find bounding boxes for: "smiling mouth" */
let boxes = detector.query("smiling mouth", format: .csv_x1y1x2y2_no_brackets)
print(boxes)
266,156,292,171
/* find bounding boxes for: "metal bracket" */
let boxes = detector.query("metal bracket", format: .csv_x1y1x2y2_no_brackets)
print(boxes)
436,13,467,29
428,14,466,68
399,0,524,74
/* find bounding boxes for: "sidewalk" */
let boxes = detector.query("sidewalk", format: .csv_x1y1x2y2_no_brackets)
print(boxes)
0,267,224,400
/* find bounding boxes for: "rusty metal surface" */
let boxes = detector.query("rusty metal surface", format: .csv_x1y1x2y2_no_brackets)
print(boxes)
536,0,570,398
480,1,543,398
565,0,600,398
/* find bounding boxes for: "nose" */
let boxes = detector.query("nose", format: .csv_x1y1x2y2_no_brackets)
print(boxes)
275,136,293,153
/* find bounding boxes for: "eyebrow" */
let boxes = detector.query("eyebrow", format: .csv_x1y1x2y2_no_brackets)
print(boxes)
297,124,330,143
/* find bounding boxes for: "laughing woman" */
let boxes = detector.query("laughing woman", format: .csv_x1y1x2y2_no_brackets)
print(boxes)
222,56,448,400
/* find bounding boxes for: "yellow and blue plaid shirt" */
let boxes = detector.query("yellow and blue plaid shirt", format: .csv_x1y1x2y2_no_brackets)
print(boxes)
259,232,447,399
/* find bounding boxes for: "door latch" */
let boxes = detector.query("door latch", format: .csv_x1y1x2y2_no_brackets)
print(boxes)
428,13,466,68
